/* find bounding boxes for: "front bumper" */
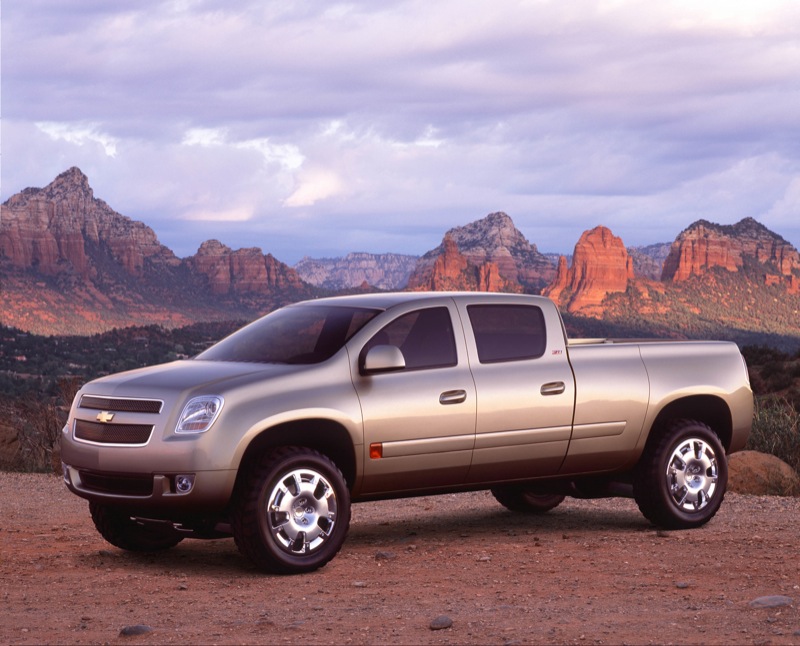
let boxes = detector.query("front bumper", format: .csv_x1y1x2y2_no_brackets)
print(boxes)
62,463,237,515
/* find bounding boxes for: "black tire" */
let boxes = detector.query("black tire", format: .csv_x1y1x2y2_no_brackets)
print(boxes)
232,446,351,574
491,485,566,514
634,419,728,529
89,502,184,552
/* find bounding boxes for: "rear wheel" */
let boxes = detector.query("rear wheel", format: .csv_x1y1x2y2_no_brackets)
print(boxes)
491,484,566,514
89,502,183,552
232,446,351,574
634,420,728,529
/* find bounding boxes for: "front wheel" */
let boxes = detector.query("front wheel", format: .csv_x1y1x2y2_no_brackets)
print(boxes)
634,420,728,529
232,447,351,574
89,502,184,552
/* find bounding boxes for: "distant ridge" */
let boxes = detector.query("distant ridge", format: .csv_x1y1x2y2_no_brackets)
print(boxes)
295,252,418,290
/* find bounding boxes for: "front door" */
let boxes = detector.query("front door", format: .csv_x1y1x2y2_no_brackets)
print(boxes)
351,302,477,494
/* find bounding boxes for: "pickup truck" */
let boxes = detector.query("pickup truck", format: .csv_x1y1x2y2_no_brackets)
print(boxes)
61,292,753,574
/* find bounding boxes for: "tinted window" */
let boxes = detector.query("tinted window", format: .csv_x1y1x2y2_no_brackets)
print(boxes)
365,307,457,370
468,305,546,363
198,305,379,364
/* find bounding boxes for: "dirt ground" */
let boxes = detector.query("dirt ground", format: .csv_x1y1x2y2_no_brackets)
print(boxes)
1,472,798,645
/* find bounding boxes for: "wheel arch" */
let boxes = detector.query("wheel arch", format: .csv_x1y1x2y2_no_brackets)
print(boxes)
646,395,733,453
235,419,358,493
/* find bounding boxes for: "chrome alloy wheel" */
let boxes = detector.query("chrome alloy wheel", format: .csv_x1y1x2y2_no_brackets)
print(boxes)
666,438,719,512
266,468,338,554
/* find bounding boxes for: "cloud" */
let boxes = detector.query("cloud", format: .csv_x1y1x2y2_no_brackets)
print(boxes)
284,169,344,207
3,0,800,261
36,122,119,157
182,206,254,222
764,175,800,242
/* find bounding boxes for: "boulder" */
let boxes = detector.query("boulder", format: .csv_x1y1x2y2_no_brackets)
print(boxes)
728,450,799,496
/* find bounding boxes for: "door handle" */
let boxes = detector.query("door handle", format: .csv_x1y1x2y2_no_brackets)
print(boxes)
540,381,566,396
439,389,467,405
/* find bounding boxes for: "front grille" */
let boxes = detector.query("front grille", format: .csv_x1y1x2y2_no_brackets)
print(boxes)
74,419,153,445
78,470,153,496
80,395,162,414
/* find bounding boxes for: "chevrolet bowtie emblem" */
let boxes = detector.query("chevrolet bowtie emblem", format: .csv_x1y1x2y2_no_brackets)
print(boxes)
96,411,115,423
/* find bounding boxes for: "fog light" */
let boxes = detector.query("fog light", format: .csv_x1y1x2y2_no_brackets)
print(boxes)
175,474,195,494
62,463,71,484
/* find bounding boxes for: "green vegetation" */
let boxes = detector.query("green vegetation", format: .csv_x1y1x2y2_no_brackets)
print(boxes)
747,395,800,474
0,321,243,471
742,346,800,477
0,321,243,399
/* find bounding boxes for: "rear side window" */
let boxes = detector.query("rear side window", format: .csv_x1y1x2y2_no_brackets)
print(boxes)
467,305,546,363
365,307,457,370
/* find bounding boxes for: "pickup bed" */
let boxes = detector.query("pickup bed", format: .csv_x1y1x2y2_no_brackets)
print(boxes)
61,292,753,573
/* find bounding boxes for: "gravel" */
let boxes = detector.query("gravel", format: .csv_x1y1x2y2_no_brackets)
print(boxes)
1,472,799,644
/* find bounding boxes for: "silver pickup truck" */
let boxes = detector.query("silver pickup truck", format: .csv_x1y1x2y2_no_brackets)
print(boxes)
62,292,753,573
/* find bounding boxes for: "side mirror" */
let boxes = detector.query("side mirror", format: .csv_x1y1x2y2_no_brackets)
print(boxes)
361,345,406,375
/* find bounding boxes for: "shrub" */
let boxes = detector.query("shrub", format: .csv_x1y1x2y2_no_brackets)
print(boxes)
0,377,79,472
747,395,800,473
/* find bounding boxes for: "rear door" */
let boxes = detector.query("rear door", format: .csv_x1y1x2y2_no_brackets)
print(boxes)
454,295,575,483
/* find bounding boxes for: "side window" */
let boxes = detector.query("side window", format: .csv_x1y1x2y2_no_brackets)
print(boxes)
467,304,546,363
365,307,457,370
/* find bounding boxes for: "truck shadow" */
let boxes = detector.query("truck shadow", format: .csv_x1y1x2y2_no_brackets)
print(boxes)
348,499,648,546
83,497,651,576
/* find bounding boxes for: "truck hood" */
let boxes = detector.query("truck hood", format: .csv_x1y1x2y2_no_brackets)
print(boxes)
84,359,307,397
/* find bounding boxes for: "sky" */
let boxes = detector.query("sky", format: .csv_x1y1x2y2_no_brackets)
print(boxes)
2,0,800,264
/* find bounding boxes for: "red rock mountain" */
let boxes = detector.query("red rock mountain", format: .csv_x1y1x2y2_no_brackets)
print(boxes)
0,168,312,334
407,234,518,292
539,218,800,347
188,240,305,295
662,218,800,293
407,212,555,292
0,167,179,278
543,226,635,315
2,169,799,343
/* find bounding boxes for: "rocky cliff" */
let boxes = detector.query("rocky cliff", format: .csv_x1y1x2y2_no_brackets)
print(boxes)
662,218,800,293
295,252,419,290
188,240,305,295
543,226,635,315
407,212,555,292
0,167,179,278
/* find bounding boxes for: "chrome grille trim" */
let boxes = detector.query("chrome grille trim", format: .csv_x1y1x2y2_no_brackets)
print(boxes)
80,395,163,414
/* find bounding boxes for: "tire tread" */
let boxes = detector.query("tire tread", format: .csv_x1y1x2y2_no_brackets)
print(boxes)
232,446,350,574
89,502,183,552
634,419,727,529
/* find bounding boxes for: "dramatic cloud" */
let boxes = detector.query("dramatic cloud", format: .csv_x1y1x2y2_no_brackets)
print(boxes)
3,0,800,261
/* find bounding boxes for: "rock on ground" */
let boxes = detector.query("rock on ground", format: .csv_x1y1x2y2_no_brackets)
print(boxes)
728,450,800,496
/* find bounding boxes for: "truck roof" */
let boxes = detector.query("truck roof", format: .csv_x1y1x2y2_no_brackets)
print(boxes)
291,291,552,311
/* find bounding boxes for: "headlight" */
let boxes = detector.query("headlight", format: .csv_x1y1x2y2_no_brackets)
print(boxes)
175,396,224,434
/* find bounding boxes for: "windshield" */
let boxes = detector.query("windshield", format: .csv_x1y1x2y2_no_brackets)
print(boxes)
196,305,380,365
